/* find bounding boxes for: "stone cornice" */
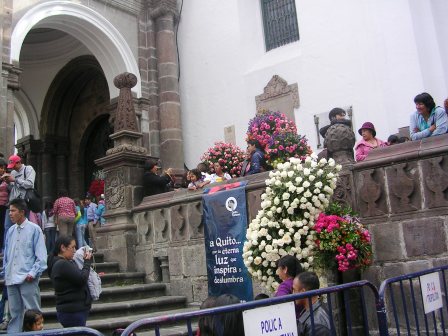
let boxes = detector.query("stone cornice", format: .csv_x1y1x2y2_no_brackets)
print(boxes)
92,0,144,16
2,62,22,90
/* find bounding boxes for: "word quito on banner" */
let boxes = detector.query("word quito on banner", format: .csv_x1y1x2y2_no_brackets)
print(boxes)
203,181,253,302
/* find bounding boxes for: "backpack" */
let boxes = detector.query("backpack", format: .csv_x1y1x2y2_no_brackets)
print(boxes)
23,166,42,213
73,247,102,300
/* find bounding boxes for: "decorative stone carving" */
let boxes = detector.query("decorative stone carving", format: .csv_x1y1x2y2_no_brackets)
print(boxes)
154,208,169,243
386,163,420,213
422,156,448,208
134,211,153,244
147,0,179,20
171,204,187,242
356,169,387,217
113,73,139,133
332,173,353,207
255,75,299,121
247,189,263,222
189,201,204,239
325,124,356,164
105,169,125,209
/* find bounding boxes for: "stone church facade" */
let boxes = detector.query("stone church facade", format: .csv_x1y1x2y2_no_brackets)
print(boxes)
0,0,184,202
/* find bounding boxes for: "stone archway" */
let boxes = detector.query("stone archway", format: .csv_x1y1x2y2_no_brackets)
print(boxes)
10,0,141,98
37,56,111,201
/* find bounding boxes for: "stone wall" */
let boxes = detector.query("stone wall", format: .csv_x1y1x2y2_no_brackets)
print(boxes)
123,134,448,305
354,134,448,286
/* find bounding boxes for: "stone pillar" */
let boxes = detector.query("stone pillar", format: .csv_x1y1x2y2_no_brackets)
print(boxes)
138,7,161,157
95,72,149,272
16,136,43,198
149,0,184,172
56,139,69,194
0,63,21,157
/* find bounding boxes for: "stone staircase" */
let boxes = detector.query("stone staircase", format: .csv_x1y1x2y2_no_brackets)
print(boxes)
1,254,198,335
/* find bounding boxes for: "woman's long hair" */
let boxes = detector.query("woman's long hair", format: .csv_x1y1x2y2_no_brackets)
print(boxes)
276,255,303,279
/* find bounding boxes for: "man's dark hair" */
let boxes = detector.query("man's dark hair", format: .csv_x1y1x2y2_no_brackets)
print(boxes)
9,198,28,213
328,108,346,121
144,159,159,171
414,92,436,111
247,139,263,150
0,158,6,168
297,271,320,291
398,136,409,143
387,134,399,144
197,162,209,173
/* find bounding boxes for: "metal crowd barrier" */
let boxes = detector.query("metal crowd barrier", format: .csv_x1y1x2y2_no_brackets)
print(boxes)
378,265,448,336
13,327,105,336
120,280,383,336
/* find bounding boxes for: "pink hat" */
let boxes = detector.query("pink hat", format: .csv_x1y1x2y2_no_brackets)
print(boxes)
358,122,376,137
7,155,21,169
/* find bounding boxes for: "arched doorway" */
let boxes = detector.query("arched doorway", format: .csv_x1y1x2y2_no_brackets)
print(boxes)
38,56,111,201
81,115,114,193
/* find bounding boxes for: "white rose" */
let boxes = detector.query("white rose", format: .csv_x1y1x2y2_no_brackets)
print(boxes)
288,185,297,192
315,181,323,188
316,169,324,176
303,181,310,188
308,175,316,181
266,235,272,241
282,192,290,200
319,158,327,165
311,161,317,168
295,177,303,184
283,200,290,208
275,180,281,186
305,156,312,163
265,245,273,252
267,211,273,217
303,168,310,176
276,208,282,213
287,207,294,214
336,164,342,171
254,257,262,265
328,158,335,167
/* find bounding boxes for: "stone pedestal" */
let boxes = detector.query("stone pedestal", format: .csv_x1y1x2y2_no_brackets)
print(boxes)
95,72,149,272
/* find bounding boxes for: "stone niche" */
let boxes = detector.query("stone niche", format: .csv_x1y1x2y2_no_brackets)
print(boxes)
255,75,299,120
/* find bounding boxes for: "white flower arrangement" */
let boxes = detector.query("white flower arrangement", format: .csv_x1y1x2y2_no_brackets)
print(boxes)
243,154,342,292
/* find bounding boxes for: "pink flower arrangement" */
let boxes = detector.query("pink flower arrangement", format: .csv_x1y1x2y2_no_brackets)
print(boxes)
314,205,372,272
246,110,311,167
200,141,246,177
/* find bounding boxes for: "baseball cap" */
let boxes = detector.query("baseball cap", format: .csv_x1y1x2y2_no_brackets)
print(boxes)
7,155,21,169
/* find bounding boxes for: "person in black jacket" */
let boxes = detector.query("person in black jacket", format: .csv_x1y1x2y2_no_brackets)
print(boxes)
319,108,352,139
143,159,175,197
47,236,92,328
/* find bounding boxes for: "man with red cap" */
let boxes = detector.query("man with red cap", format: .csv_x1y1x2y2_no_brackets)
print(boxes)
2,155,36,233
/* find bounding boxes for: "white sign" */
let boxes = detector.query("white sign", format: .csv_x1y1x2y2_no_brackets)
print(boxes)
243,301,298,336
420,272,443,314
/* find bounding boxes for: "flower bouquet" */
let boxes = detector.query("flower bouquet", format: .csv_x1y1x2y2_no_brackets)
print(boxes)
314,203,372,272
200,141,246,177
246,110,311,167
243,155,342,291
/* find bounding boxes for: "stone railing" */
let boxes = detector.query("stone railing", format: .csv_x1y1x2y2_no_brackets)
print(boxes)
129,172,268,302
99,133,448,304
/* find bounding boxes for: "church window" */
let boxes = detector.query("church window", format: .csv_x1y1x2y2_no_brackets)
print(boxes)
261,0,300,51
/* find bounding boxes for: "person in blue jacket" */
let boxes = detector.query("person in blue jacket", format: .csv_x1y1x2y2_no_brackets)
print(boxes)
410,92,447,141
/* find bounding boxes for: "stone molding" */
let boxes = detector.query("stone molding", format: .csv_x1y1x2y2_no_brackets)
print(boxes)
1,62,22,90
255,75,299,112
90,0,144,16
146,0,179,20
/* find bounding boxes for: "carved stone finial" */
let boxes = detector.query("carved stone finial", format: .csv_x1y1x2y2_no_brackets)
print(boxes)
325,124,356,164
113,72,138,133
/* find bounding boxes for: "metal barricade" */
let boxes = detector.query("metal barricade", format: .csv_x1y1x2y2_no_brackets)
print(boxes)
13,327,105,336
120,280,383,336
378,265,448,336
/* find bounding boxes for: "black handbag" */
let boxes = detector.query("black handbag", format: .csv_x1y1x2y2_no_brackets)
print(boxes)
23,166,42,213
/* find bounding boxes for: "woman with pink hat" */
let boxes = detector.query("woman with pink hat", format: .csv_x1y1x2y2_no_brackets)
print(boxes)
355,122,388,161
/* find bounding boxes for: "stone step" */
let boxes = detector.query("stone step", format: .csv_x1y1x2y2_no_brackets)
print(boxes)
42,296,188,323
44,306,198,335
40,283,168,306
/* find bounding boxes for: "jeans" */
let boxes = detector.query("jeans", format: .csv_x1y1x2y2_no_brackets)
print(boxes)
7,279,41,333
76,224,87,249
57,310,89,327
44,227,56,254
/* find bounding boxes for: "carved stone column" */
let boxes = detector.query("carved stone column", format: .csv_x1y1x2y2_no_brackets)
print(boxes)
95,72,149,272
325,124,356,209
0,63,21,157
149,0,184,172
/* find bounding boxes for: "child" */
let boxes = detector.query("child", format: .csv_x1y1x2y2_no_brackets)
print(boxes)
23,310,44,332
188,169,209,190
